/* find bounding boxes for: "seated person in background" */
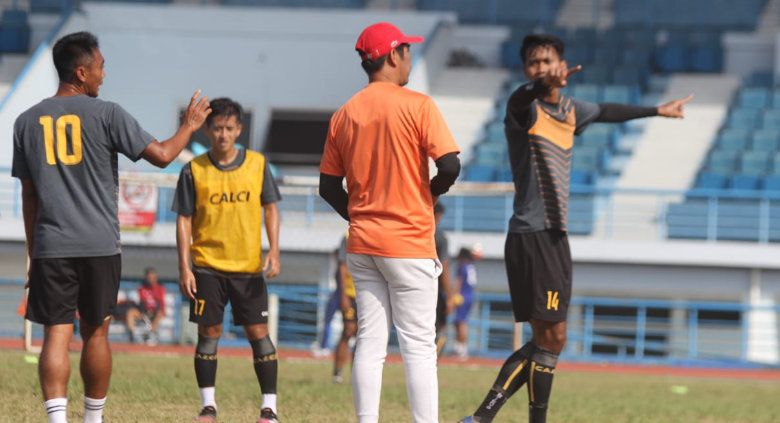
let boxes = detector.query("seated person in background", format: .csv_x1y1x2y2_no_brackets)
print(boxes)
126,267,166,344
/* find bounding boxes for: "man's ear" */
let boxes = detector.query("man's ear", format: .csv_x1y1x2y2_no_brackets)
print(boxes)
386,48,399,68
74,66,88,84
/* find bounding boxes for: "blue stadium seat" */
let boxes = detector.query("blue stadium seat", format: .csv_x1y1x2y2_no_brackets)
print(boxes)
581,64,611,85
738,87,770,109
593,48,621,67
602,85,639,104
621,49,651,67
501,41,522,69
726,109,760,130
484,122,505,144
572,146,602,171
689,44,722,73
496,168,513,182
706,150,738,174
747,72,775,87
716,129,750,152
465,165,496,182
611,66,646,87
474,143,506,165
655,45,688,72
696,172,728,189
762,110,780,130
571,84,601,103
762,175,780,191
772,90,780,109
0,10,30,53
772,153,780,173
751,130,779,152
570,170,594,186
739,151,770,176
730,174,760,191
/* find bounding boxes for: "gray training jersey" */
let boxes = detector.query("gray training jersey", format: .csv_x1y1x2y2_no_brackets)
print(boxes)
11,95,154,258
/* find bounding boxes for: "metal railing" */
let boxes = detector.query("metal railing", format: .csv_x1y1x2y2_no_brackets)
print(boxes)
5,173,780,242
2,278,776,366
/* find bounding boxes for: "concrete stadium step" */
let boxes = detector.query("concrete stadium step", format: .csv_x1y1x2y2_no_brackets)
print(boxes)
595,74,740,241
757,0,780,34
430,68,510,164
556,0,613,30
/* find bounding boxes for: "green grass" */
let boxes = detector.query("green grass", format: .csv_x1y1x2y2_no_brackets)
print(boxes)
1,349,778,422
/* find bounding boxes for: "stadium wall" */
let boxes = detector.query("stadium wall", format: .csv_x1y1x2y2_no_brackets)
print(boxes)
0,3,456,168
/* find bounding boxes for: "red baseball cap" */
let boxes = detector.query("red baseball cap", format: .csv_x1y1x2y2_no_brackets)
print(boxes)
355,22,424,60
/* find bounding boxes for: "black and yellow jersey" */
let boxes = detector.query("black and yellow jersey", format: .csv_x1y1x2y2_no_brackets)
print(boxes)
505,86,599,233
172,149,281,274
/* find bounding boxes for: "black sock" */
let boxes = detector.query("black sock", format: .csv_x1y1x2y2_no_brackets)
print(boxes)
250,336,278,394
528,348,559,423
473,342,536,422
194,335,219,388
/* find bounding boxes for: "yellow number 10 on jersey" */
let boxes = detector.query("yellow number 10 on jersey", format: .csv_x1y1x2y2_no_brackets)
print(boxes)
39,115,83,165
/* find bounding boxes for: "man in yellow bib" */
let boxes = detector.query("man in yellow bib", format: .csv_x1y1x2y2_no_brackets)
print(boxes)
173,98,282,423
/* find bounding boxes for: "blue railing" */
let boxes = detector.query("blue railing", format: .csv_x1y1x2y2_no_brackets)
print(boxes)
3,278,777,366
464,294,779,366
6,174,780,242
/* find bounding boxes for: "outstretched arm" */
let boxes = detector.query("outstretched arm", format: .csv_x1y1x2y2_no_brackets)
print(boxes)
596,94,694,123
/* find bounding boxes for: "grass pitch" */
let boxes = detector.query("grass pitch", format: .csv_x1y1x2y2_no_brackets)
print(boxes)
1,349,778,422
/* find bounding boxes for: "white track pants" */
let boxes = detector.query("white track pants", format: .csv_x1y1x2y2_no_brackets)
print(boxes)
347,254,442,423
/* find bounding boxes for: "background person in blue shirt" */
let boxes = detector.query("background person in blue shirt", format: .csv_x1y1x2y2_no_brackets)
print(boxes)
452,246,480,359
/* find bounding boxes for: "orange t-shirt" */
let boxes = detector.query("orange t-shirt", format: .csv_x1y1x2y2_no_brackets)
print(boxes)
320,81,459,259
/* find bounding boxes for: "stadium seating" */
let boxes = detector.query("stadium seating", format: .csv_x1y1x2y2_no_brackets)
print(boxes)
613,0,766,30
667,76,780,242
0,9,30,53
417,0,562,25
219,0,365,7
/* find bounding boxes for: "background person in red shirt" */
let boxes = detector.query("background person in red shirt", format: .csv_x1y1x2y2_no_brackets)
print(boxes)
126,267,166,345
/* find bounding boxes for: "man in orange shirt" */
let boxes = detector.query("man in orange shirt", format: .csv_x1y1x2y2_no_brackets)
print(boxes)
319,22,461,423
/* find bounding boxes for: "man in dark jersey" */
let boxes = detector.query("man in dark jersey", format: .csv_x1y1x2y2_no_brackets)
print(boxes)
459,34,692,423
12,31,210,423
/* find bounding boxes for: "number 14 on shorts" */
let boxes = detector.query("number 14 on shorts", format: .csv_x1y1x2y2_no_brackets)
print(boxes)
546,291,559,311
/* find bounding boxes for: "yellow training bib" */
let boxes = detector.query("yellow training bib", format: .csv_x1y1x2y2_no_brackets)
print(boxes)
190,151,265,273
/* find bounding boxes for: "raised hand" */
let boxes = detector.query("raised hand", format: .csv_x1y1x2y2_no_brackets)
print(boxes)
542,64,582,88
658,94,694,119
182,89,212,132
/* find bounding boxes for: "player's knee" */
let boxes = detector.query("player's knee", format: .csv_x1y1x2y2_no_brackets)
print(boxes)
551,329,567,350
535,329,566,353
245,324,268,340
199,324,222,339
196,334,219,356
249,336,277,361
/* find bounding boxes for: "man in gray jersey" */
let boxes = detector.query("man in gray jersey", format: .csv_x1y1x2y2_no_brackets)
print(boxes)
11,31,211,423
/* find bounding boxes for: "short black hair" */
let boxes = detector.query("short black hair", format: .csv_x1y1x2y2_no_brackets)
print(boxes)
52,31,99,83
206,97,243,127
144,267,156,276
359,44,408,76
520,34,565,64
457,247,474,261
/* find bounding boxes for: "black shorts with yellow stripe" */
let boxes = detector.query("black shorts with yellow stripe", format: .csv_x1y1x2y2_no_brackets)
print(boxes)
505,229,572,322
